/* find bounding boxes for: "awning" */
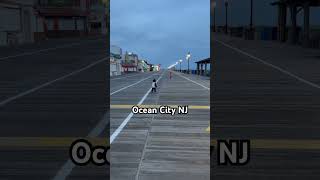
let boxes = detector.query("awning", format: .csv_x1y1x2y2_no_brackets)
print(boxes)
195,58,211,64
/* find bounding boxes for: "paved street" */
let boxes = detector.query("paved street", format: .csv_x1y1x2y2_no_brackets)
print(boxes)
212,34,320,179
0,37,109,180
110,71,210,180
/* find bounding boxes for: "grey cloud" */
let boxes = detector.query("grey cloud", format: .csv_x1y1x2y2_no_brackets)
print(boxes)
111,0,210,68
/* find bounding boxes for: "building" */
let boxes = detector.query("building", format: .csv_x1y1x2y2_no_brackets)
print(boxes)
35,0,90,38
152,64,161,72
0,0,36,46
122,52,138,72
88,0,106,35
35,0,106,39
110,45,122,76
110,56,122,76
195,58,210,76
137,60,144,72
0,0,107,46
137,59,150,72
144,61,151,72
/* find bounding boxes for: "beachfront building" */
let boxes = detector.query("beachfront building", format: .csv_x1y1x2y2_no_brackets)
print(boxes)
35,0,106,38
0,0,36,46
35,0,90,38
145,61,151,72
152,64,161,72
122,52,138,72
110,56,122,76
110,45,122,76
0,0,107,46
88,0,107,35
137,59,150,72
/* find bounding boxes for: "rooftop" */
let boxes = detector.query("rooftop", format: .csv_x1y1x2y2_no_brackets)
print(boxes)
195,58,211,64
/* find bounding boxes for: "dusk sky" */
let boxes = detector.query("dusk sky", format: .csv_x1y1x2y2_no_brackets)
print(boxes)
111,0,320,68
110,0,210,69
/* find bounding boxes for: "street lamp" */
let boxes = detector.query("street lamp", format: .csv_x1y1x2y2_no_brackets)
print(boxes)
224,0,229,34
213,1,217,32
179,59,183,72
186,52,191,74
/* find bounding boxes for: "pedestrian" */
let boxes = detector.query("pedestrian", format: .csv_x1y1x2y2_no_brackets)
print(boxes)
151,79,157,93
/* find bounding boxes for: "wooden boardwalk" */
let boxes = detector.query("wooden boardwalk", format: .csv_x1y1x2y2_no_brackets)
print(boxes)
111,71,210,180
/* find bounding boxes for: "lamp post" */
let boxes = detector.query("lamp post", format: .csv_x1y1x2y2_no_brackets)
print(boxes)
186,52,191,74
224,0,229,34
213,1,217,32
179,59,182,72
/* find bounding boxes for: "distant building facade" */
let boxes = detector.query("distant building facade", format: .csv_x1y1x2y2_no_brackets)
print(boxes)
88,0,106,35
35,0,106,39
0,0,107,46
122,52,138,72
35,0,90,38
152,64,160,71
0,0,36,46
110,45,122,76
138,60,150,72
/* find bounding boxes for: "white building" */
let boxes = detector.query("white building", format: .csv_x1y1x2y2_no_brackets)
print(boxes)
110,56,122,76
0,0,36,46
137,60,144,72
110,45,122,76
152,64,160,71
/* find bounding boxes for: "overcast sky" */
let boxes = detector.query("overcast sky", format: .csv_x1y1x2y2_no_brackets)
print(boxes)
111,0,210,69
111,0,320,68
